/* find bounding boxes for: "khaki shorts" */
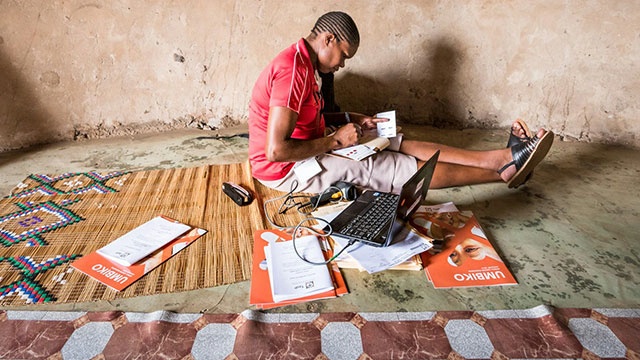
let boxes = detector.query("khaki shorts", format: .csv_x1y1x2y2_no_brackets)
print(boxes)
258,134,417,194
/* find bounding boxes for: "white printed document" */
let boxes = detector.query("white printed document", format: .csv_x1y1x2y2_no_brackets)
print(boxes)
97,216,191,266
265,235,335,303
331,222,433,273
330,132,391,161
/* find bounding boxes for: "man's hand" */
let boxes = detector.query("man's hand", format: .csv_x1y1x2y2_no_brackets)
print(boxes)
331,123,361,149
350,112,389,130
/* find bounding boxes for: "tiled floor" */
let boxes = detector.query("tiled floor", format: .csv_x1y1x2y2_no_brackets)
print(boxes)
2,305,639,359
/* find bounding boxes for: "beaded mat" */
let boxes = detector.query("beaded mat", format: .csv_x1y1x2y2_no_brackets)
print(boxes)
0,162,298,305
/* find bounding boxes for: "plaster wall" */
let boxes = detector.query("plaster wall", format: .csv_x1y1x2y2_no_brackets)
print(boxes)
1,1,638,151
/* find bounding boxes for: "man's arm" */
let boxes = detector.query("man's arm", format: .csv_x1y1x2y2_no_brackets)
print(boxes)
324,111,390,131
265,106,360,162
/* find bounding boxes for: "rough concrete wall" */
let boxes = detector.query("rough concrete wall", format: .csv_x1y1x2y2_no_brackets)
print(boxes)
0,1,638,151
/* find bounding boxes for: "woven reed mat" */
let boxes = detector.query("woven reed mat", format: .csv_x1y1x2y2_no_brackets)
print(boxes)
0,162,305,306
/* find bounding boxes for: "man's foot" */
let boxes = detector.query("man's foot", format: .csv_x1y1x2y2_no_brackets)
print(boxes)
506,119,535,185
498,129,554,188
507,119,533,148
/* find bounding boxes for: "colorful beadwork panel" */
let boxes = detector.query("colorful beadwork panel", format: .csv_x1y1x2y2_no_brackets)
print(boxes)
0,162,289,306
6,171,130,199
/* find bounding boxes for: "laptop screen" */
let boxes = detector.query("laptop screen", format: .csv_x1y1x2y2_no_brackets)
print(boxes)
396,150,439,220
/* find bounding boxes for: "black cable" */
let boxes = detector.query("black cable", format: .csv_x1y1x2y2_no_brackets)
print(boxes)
194,133,249,140
263,181,302,229
290,218,357,266
263,181,353,265
296,185,344,214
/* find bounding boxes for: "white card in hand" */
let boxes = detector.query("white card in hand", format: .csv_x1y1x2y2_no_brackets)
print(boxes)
375,110,397,138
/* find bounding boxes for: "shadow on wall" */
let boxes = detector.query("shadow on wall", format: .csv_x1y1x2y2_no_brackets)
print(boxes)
0,48,56,153
335,38,467,129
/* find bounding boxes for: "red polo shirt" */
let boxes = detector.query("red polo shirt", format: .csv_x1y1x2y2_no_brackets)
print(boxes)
248,38,325,181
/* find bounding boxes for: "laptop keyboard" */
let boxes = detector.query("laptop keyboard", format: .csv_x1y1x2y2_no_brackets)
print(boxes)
339,192,399,240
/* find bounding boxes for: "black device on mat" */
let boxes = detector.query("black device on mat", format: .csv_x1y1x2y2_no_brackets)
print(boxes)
310,181,358,206
222,182,253,206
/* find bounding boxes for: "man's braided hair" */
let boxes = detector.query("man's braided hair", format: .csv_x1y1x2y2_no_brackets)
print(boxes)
311,11,360,47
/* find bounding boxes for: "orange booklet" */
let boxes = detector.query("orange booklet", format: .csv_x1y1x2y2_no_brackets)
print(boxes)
409,202,517,289
72,217,206,291
249,228,348,309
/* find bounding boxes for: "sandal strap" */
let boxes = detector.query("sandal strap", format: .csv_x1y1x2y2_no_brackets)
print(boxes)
506,119,533,148
497,134,541,174
512,135,539,169
507,132,532,148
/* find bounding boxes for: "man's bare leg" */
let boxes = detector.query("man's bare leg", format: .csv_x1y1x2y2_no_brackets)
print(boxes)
400,129,548,186
430,163,500,189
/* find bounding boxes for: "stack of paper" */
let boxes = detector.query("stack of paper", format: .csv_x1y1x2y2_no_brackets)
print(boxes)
329,222,433,273
330,247,424,272
409,202,518,289
249,229,348,309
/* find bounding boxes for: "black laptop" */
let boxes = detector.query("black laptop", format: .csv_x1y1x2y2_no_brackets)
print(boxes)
326,150,439,247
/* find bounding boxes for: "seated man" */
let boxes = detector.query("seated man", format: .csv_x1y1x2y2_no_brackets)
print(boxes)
248,11,553,194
